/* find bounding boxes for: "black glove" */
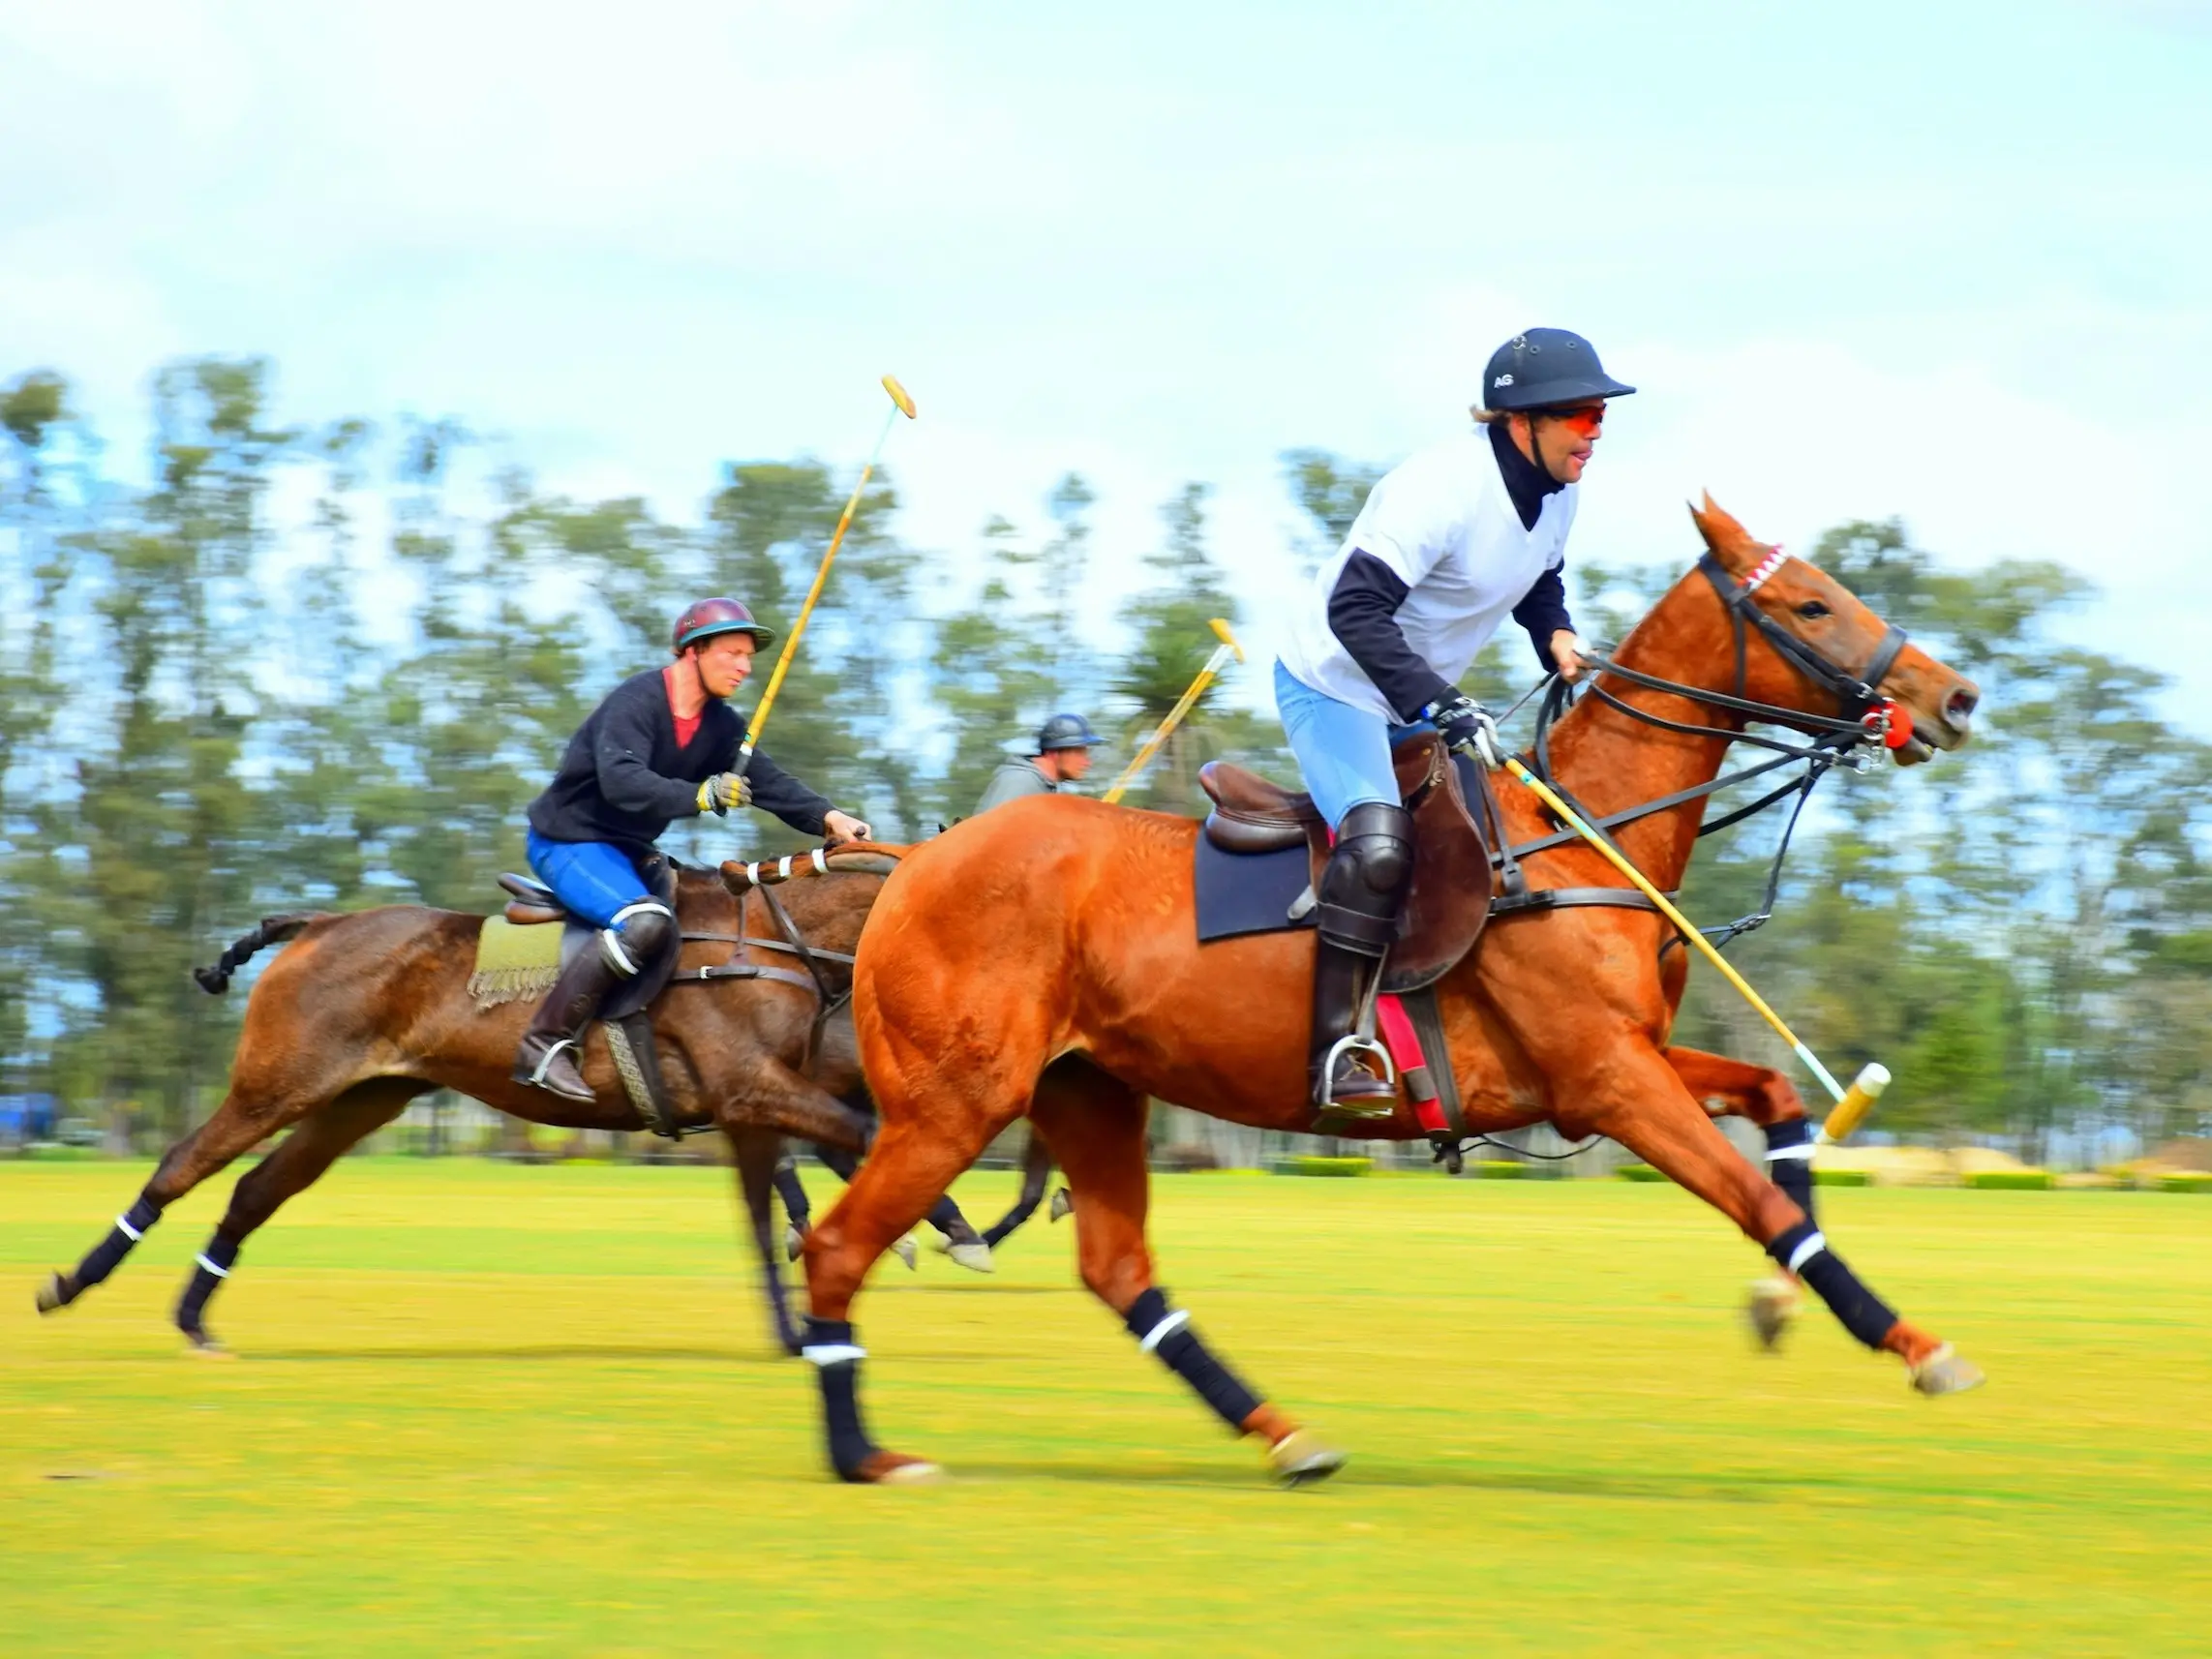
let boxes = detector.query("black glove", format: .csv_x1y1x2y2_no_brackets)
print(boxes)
1423,691,1500,761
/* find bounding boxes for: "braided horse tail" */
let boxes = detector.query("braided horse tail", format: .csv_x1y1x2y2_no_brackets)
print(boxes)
193,914,328,995
721,842,907,893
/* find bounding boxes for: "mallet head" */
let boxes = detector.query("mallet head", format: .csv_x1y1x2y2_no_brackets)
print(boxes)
882,376,918,419
1208,617,1247,663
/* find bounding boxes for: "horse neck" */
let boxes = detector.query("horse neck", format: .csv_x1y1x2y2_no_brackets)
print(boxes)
1536,575,1748,892
743,871,881,953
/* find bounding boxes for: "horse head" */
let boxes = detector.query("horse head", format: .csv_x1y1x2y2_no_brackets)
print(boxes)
1685,494,1978,766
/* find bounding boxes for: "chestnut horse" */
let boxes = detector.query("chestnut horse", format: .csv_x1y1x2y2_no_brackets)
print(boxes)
798,498,1985,1485
34,853,918,1356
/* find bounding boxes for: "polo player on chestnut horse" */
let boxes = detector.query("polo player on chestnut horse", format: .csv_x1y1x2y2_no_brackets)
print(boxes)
33,597,959,1355
792,465,1984,1481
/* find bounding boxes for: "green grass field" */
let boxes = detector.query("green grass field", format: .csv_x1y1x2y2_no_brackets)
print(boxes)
5,1160,2209,1656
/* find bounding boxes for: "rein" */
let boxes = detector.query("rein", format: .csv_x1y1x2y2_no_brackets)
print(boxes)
1491,550,1908,950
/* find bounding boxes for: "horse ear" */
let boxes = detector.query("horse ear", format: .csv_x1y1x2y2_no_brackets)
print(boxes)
1686,493,1763,576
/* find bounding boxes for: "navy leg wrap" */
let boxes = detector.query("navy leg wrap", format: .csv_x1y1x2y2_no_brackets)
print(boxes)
175,1231,241,1338
773,1160,811,1229
1768,1220,1897,1350
1764,1118,1817,1222
803,1317,877,1479
981,1192,1040,1250
1124,1287,1264,1433
70,1195,163,1295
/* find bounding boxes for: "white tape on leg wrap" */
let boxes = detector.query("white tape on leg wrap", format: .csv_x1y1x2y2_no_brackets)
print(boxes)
115,1213,143,1242
1786,1231,1828,1275
1138,1309,1192,1354
196,1252,230,1279
1765,1143,1816,1162
802,1343,866,1367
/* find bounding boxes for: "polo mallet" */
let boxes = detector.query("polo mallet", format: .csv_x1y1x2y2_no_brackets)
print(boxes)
734,375,918,775
1101,618,1246,806
1493,749,1889,1142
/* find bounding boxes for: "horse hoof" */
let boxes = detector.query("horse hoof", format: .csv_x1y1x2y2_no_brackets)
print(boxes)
1049,1187,1073,1222
892,1236,918,1271
1910,1342,1985,1397
784,1225,804,1263
854,1450,942,1486
35,1272,72,1315
1267,1429,1348,1488
946,1240,994,1275
1745,1276,1801,1350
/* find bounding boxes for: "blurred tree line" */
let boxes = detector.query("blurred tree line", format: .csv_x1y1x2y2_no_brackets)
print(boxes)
1,359,2205,1159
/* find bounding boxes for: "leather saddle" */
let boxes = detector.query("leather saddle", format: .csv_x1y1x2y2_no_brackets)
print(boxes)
1197,733,1496,991
493,858,682,1021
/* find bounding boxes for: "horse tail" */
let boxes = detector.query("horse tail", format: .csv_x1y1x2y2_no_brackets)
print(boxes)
722,843,907,892
193,913,328,995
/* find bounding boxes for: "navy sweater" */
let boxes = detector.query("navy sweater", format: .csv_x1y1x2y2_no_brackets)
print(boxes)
527,670,835,854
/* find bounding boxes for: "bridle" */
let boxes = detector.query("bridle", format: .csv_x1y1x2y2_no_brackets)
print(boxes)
1490,547,1918,952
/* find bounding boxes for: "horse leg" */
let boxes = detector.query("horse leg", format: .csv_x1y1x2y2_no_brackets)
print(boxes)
980,1130,1057,1250
171,1080,421,1352
801,1101,1025,1483
728,1127,803,1357
773,1146,810,1261
1030,1061,1346,1486
812,1140,977,1271
1666,1045,1822,1349
38,1070,339,1317
1592,1048,1981,1394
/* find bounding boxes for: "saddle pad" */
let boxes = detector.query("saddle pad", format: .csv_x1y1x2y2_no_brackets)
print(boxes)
469,916,564,1008
1194,835,1315,944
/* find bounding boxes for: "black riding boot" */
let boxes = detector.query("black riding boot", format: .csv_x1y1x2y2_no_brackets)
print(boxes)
512,946,620,1103
1309,801,1415,1116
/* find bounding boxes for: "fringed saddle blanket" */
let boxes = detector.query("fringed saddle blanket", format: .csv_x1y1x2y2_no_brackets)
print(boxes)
468,917,565,1009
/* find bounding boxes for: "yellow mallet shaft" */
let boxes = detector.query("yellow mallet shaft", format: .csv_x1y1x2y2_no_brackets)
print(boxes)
1101,618,1246,806
739,377,917,770
1500,754,1878,1112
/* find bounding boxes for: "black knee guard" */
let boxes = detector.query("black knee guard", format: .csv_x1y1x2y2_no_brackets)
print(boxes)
600,901,675,978
1768,1220,1897,1350
1124,1287,1263,1433
1315,803,1415,956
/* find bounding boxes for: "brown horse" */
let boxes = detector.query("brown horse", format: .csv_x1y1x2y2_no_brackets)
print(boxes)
34,852,914,1356
797,498,1986,1484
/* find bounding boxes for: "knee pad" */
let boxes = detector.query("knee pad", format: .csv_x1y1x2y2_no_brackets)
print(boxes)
1323,803,1414,900
600,901,675,977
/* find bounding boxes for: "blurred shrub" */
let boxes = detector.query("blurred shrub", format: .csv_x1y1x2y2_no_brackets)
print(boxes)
1963,1168,2055,1190
1617,1164,1667,1183
1812,1167,1871,1187
1275,1155,1372,1177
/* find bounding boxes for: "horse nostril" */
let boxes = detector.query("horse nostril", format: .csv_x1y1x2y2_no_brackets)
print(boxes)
1945,685,1978,729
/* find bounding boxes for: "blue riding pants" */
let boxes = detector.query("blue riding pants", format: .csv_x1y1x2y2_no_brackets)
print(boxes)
526,830,652,930
1273,660,1432,830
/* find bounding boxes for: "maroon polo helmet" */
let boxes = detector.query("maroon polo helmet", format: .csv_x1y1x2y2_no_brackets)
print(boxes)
671,596,775,655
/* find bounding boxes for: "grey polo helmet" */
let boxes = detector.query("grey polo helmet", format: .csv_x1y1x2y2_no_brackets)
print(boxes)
1036,712,1105,753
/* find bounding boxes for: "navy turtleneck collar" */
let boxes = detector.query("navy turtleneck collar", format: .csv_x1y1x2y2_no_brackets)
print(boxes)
1487,418,1564,532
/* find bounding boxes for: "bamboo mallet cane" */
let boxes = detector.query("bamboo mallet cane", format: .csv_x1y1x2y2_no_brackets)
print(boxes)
1490,747,1889,1143
734,375,918,775
1101,618,1246,806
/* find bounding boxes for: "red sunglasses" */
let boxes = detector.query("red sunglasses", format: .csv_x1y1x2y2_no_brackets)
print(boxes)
1540,403,1607,437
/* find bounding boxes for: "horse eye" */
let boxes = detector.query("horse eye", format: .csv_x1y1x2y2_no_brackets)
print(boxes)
1795,600,1831,620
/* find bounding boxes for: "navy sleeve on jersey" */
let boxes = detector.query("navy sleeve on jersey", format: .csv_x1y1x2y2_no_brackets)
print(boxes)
1511,567,1576,672
1326,550,1457,723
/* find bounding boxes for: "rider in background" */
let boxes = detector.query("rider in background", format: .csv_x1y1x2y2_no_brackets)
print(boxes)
972,713,1106,813
515,597,872,1102
1273,328,1633,1112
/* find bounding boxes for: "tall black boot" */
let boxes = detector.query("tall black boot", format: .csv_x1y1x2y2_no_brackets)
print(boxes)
512,946,620,1103
1309,801,1415,1115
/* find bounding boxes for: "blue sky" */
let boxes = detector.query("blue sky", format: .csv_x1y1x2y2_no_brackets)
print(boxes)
4,0,2208,723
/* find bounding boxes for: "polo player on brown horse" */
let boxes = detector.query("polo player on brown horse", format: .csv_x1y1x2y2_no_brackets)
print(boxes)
32,597,960,1354
789,346,1985,1484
